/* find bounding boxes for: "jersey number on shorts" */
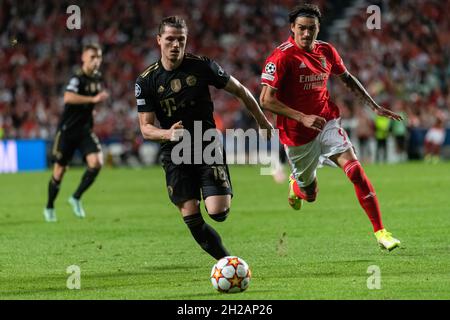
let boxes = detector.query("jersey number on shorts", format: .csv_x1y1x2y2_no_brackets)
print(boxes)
338,128,347,142
212,165,228,182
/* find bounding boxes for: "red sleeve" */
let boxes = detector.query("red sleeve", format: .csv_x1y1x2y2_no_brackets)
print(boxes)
261,50,287,90
329,44,347,75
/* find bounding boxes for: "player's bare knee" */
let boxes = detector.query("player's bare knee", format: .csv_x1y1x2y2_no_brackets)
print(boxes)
86,153,103,169
88,164,102,171
209,208,230,222
53,164,66,181
93,157,103,169
178,200,201,216
88,159,102,169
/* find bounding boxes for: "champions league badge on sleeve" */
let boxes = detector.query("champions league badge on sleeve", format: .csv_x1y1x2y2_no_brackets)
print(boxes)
265,62,276,75
135,83,141,97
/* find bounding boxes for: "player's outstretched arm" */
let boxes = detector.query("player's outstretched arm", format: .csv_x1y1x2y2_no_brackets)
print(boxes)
64,91,109,105
338,71,402,121
138,112,184,142
224,76,274,138
259,85,326,132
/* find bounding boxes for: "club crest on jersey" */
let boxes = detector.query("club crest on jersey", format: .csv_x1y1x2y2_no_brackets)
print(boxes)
90,82,97,93
135,83,141,97
170,79,182,93
265,62,276,75
186,75,197,87
158,85,165,93
320,57,327,68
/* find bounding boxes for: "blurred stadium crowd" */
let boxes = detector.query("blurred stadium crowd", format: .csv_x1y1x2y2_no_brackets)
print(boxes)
0,0,449,163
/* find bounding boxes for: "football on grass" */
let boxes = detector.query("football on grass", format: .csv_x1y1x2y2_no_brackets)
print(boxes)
210,256,251,293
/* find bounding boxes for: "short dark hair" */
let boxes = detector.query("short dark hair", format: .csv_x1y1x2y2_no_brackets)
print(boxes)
158,16,188,35
289,3,322,24
83,43,102,53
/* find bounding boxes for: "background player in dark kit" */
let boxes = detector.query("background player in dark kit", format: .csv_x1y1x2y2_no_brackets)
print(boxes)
44,44,109,222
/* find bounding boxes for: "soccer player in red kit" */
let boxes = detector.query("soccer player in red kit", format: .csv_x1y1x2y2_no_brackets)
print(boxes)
260,4,402,250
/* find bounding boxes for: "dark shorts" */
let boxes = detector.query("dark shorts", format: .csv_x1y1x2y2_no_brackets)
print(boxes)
163,161,233,205
52,130,101,166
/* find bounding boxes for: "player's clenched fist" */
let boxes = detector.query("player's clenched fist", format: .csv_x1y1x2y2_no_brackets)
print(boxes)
167,121,184,141
92,90,109,103
298,114,326,132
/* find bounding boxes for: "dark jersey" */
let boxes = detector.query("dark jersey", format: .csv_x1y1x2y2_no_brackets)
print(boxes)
135,53,230,157
59,67,103,133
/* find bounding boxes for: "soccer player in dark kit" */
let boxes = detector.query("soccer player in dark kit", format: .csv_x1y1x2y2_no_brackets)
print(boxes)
260,4,402,250
135,16,273,260
43,44,109,222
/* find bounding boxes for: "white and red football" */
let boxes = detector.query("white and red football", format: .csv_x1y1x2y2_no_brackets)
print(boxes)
210,256,251,293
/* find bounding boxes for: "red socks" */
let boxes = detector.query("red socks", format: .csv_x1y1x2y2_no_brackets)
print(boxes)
344,160,384,232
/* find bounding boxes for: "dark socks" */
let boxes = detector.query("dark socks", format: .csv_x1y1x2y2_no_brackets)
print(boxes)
46,177,61,209
183,213,230,259
73,167,100,199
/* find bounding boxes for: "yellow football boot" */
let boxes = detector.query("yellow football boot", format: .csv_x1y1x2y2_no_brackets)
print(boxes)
375,229,401,251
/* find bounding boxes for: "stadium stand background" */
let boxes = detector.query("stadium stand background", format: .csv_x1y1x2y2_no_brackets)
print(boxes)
1,0,449,168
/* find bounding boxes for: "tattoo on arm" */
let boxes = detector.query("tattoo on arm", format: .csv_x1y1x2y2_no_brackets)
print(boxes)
340,73,378,109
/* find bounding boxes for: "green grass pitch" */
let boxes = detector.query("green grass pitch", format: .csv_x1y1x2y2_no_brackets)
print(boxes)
0,162,449,299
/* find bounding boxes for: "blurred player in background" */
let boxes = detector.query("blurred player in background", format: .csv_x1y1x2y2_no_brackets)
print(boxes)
374,115,390,163
136,16,272,260
424,112,447,164
43,44,109,222
259,4,402,250
390,102,409,162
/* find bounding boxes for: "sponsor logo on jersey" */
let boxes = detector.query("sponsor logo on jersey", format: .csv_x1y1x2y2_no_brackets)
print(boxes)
186,75,197,86
299,73,328,83
299,62,307,68
135,83,141,97
265,62,276,75
170,79,182,93
137,99,146,106
299,72,328,90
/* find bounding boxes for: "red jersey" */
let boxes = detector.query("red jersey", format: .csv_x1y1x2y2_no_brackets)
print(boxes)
261,36,347,146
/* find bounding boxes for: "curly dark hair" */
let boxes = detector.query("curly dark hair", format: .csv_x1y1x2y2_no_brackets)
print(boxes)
289,3,322,24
